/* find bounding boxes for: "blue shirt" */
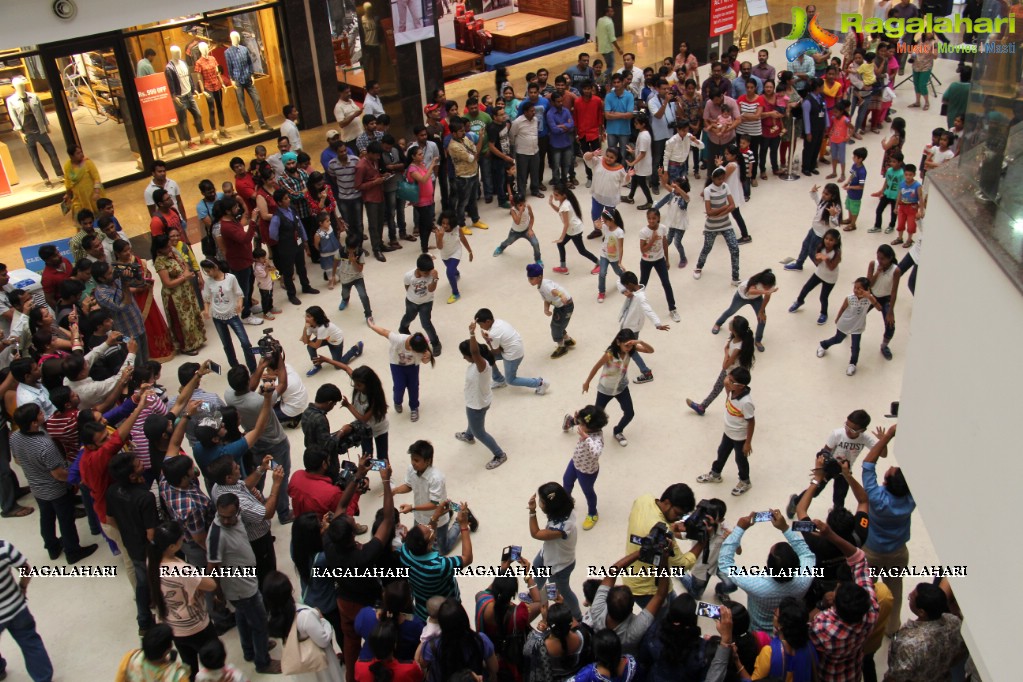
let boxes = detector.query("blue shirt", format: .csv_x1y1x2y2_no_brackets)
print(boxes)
545,104,575,149
731,74,764,98
802,93,830,132
268,207,307,243
192,437,249,475
224,45,254,87
898,180,922,204
93,280,145,339
604,89,635,137
196,192,225,223
862,461,916,553
847,163,867,200
565,65,595,89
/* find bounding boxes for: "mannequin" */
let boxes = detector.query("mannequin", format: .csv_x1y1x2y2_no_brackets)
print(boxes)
224,30,269,134
360,3,381,82
5,76,63,187
164,45,211,149
194,41,229,140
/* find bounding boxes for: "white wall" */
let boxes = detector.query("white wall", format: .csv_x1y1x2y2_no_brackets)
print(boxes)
0,0,232,50
896,186,1023,681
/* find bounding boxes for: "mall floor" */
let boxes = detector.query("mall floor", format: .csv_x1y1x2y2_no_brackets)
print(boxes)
0,8,954,681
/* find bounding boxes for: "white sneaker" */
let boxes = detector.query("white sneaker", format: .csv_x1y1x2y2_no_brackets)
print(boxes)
693,269,702,280
536,378,550,395
491,380,508,389
670,309,680,323
816,345,827,358
731,279,741,287
614,433,628,447
846,364,857,376
243,316,264,326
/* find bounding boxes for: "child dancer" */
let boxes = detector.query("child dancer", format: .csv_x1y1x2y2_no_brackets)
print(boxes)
596,207,625,303
711,268,777,352
737,135,756,196
582,329,652,448
617,271,670,384
398,254,442,357
784,184,842,271
560,404,609,531
302,305,363,376
789,228,842,325
891,163,922,248
693,167,740,283
582,148,630,238
654,169,691,269
867,244,902,361
868,151,903,234
200,259,257,372
696,366,755,496
493,192,542,265
311,212,341,290
337,233,373,323
434,210,474,304
526,263,575,359
368,320,433,422
686,314,755,416
252,247,279,321
549,185,600,275
841,147,868,231
455,321,508,470
638,207,679,321
663,118,704,181
816,276,883,376
622,114,654,209
720,145,751,244
827,100,851,180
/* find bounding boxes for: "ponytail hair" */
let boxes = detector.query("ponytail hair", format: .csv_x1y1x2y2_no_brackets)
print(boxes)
554,184,583,220
367,620,399,680
607,328,637,359
546,602,574,667
729,316,756,370
146,521,184,620
747,268,776,289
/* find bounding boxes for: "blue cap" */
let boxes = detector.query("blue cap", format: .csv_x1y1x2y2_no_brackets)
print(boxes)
526,263,544,278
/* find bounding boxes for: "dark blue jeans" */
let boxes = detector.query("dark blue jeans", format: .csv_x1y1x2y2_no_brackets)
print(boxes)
232,592,272,668
340,278,373,318
795,228,823,269
306,340,361,365
563,459,598,516
390,364,420,410
533,553,582,620
234,266,254,319
443,258,461,297
463,406,505,458
131,557,155,630
595,388,634,436
338,198,365,241
212,316,257,371
714,292,766,342
36,491,83,559
0,607,53,682
0,423,21,515
398,299,440,347
549,145,573,185
712,433,750,480
821,330,862,364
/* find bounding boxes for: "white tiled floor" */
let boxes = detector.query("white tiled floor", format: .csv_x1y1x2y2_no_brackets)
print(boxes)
0,42,958,681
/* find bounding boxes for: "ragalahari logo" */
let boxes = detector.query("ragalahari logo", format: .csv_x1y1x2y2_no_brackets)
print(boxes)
785,7,839,62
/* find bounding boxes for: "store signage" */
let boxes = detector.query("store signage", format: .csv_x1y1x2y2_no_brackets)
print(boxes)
710,0,738,37
21,238,73,273
135,73,178,130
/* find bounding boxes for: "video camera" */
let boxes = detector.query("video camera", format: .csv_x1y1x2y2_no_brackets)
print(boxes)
818,448,844,481
630,522,675,566
682,499,718,546
257,328,283,361
111,261,144,286
331,422,374,491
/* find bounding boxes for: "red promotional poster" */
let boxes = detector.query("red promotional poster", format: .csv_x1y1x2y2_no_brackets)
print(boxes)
134,73,178,130
710,0,737,36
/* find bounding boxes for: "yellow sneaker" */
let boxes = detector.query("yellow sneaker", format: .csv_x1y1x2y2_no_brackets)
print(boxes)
472,220,489,230
461,226,473,235
582,514,599,530
447,294,460,304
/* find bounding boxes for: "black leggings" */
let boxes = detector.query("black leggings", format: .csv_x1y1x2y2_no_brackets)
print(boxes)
595,388,634,436
874,196,897,229
174,622,218,681
557,234,599,267
731,208,749,239
628,174,653,203
796,274,836,314
204,88,225,128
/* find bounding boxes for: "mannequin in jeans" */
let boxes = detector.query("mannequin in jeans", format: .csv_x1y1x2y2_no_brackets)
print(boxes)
225,31,270,134
5,77,63,188
165,45,209,149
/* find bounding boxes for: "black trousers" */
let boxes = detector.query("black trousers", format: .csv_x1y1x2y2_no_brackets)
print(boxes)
173,622,218,682
37,491,84,558
250,532,277,589
802,127,825,174
23,132,62,181
271,246,311,297
204,88,225,129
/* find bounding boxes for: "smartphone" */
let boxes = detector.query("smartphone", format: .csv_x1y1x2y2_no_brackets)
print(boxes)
369,459,388,471
448,501,462,513
696,602,722,620
208,361,222,375
502,545,522,562
792,520,817,533
754,511,774,523
546,584,558,601
200,401,210,413
270,461,281,470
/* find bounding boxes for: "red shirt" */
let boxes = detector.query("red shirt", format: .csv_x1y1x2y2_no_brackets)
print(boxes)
150,208,183,237
235,173,257,213
355,157,384,204
46,408,79,461
78,431,125,524
219,218,257,271
572,95,604,141
355,660,423,682
287,470,342,517
41,258,73,302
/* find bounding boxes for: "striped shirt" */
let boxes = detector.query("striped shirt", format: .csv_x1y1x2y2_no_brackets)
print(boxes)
210,482,270,542
736,95,764,137
0,541,28,621
45,408,79,461
398,544,464,620
702,184,735,232
11,431,67,501
330,154,362,201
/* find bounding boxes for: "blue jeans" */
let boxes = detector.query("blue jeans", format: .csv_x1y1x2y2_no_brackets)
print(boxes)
338,198,364,241
435,518,462,556
306,340,361,365
491,355,541,389
463,406,505,458
714,292,766,342
232,592,273,668
498,229,542,261
598,257,624,294
549,145,573,185
0,608,52,682
680,571,738,599
340,278,373,318
234,266,254,319
489,156,509,202
629,348,650,375
260,438,292,521
443,257,461,296
563,459,598,516
390,364,420,410
602,51,615,73
821,330,862,365
666,228,686,261
795,228,823,269
533,553,582,620
606,133,629,166
213,316,257,371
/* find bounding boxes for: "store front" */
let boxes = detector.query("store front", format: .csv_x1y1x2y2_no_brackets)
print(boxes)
0,1,294,217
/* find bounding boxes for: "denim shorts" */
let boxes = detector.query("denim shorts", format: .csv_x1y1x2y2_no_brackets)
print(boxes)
829,142,847,164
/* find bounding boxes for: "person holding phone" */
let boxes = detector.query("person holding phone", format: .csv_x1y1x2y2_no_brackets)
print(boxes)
474,555,543,673
528,482,582,620
589,549,671,655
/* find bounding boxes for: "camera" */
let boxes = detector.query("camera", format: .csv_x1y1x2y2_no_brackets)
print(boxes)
630,522,675,566
257,328,283,361
112,262,144,286
682,499,718,546
336,459,361,488
337,421,372,455
818,449,843,481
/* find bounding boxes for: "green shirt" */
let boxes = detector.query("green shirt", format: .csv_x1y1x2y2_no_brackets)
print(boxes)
883,167,905,200
596,16,617,54
464,111,492,148
135,58,155,78
942,82,970,129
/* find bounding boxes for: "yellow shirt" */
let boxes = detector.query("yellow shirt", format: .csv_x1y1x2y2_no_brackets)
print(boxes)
622,494,696,596
858,62,876,87
863,581,894,655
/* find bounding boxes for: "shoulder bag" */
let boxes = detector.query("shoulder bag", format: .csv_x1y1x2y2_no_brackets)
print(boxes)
281,605,330,674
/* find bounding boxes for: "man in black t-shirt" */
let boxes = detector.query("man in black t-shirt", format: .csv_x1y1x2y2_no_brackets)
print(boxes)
486,108,515,209
106,450,159,635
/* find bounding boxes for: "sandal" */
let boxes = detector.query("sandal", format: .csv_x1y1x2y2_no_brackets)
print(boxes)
760,172,768,180
908,102,920,108
755,342,766,353
891,237,904,245
903,240,913,248
923,104,930,111
1,505,34,518
843,225,857,231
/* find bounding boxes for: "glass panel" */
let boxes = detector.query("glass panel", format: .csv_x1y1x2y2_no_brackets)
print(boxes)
326,0,365,87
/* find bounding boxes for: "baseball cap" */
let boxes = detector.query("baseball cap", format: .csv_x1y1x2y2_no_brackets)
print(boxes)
326,129,340,140
424,103,441,114
526,263,544,278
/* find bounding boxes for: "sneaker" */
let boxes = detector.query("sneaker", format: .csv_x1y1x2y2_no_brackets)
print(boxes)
789,301,803,313
816,345,827,358
473,220,489,230
692,269,702,280
562,413,575,431
685,399,705,416
288,296,302,306
536,378,551,395
597,293,605,303
394,404,403,414
614,433,628,447
786,494,799,520
243,316,264,326
350,341,364,359
491,380,507,389
536,259,544,268
670,309,680,322
731,280,742,287
493,246,504,256
461,226,473,235
553,266,569,274
455,431,476,444
817,313,828,325
551,346,569,359
783,263,803,271
696,471,723,483
582,514,599,530
737,236,752,245
884,226,895,234
432,344,442,358
867,226,882,233
447,294,460,304
410,409,419,422
338,300,348,311
485,454,508,470
881,345,893,360
636,203,652,210
678,258,688,269
731,480,752,496
634,371,653,384
846,364,857,376
711,325,721,335
590,265,600,275
564,338,576,348
306,366,321,376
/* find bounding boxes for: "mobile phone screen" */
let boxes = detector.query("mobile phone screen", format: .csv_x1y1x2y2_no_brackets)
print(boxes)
546,584,558,601
792,520,817,533
754,511,773,523
696,602,721,620
369,459,387,471
509,545,522,561
208,361,222,374
448,501,462,513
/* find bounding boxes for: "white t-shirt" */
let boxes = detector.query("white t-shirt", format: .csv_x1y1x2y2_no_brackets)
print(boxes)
540,510,578,574
203,274,242,321
815,249,840,284
725,162,744,208
277,363,309,418
354,391,389,437
144,179,181,208
538,279,570,307
309,322,344,347
601,225,625,262
486,320,524,361
825,426,879,466
638,226,665,261
633,130,653,176
388,332,423,366
871,261,896,297
511,207,531,232
559,201,583,237
725,339,743,370
723,390,755,441
927,147,955,167
464,361,493,410
836,294,873,335
404,270,435,304
438,230,462,260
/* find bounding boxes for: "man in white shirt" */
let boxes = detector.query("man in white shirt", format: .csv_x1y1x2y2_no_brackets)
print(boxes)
143,161,186,218
646,79,675,194
511,105,542,197
267,360,308,428
363,80,385,116
617,53,644,99
64,341,137,410
333,84,364,152
280,104,302,151
11,359,55,420
473,308,549,395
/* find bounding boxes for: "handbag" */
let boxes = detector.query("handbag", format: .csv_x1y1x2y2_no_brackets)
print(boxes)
281,606,330,675
397,168,421,203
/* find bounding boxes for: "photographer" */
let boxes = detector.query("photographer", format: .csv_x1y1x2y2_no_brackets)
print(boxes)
313,359,390,460
191,379,274,486
91,260,149,364
718,509,816,633
678,498,737,602
263,350,308,429
623,483,703,609
62,344,136,412
590,549,670,655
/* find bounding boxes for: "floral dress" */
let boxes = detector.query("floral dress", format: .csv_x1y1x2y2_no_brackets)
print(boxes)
172,239,204,311
155,252,206,353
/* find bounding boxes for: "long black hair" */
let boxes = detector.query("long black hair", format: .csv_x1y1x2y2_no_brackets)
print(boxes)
290,512,324,586
747,269,777,289
408,332,435,367
489,575,518,639
352,366,388,423
537,482,575,523
434,598,486,678
458,338,496,367
368,620,399,680
146,521,184,620
262,570,297,639
592,629,623,673
658,595,703,667
729,316,756,370
607,328,637,359
305,305,331,328
546,602,575,667
554,184,583,220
